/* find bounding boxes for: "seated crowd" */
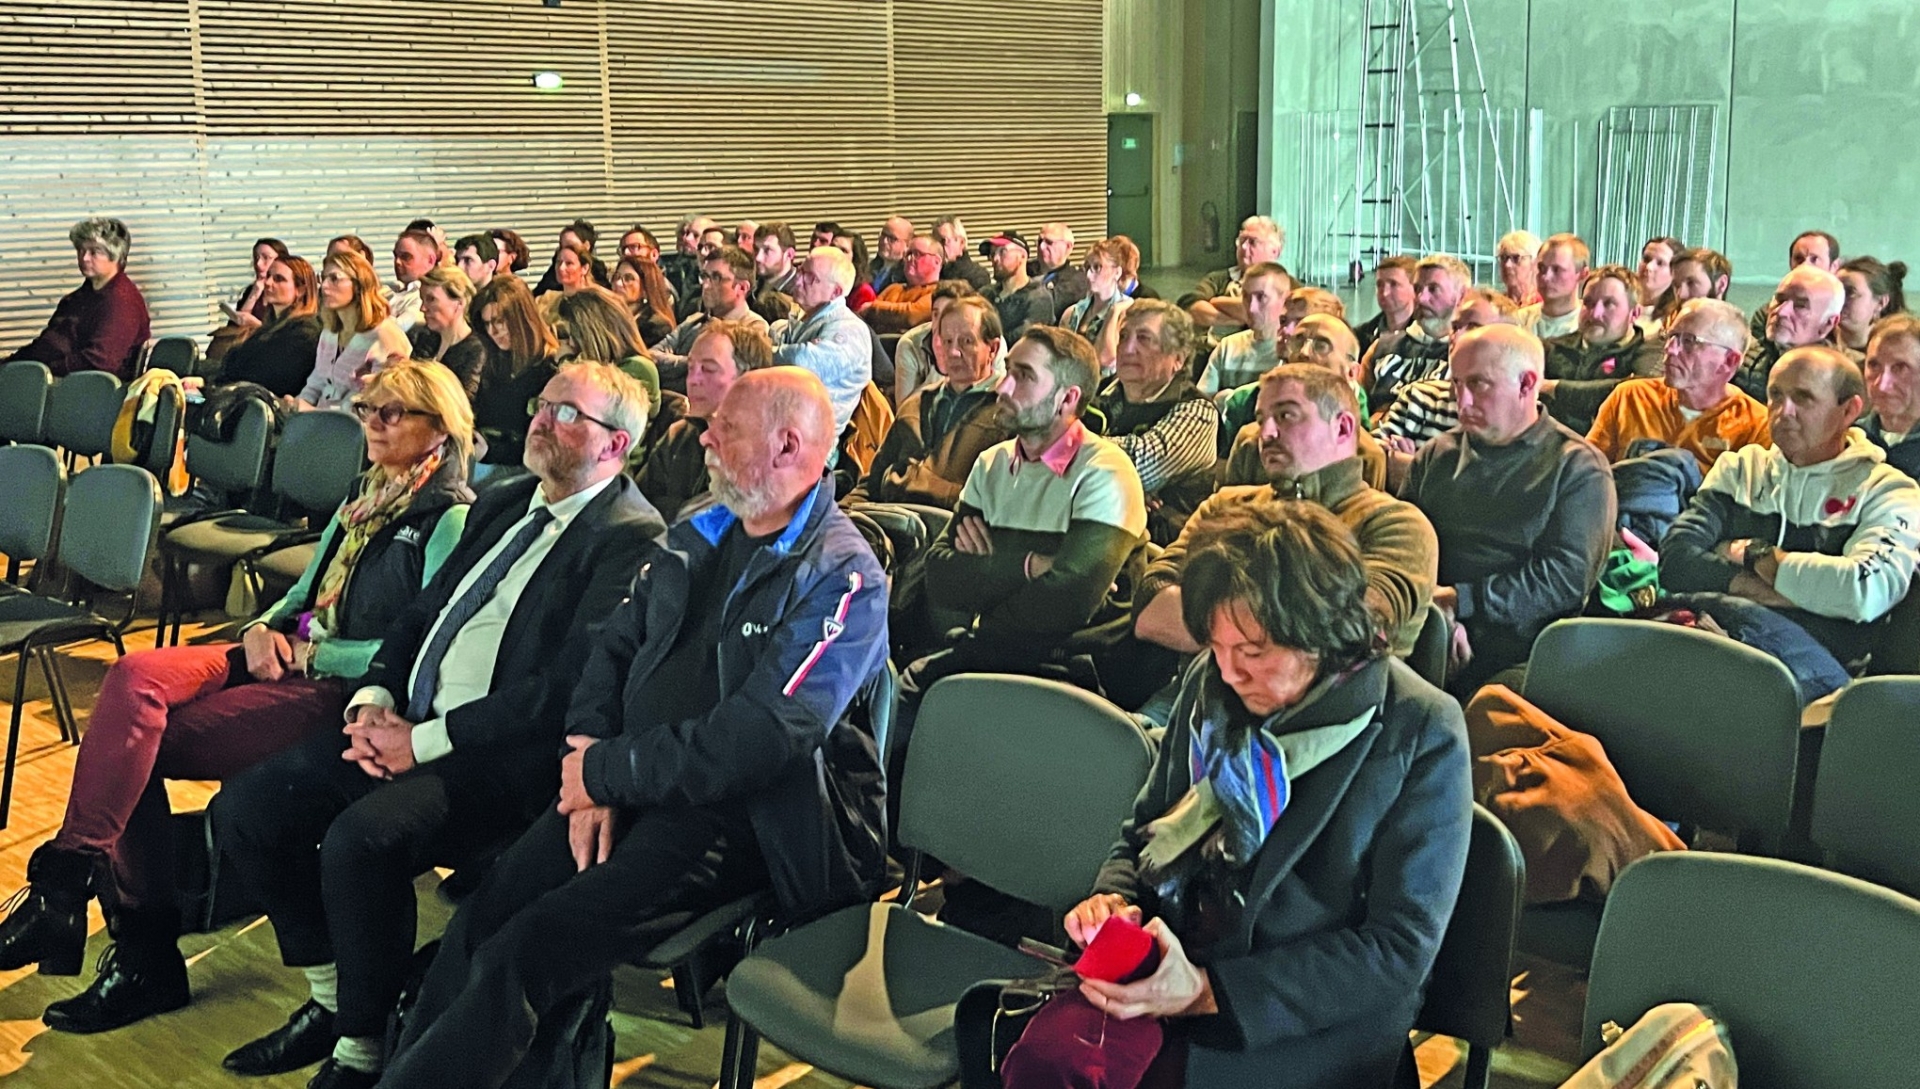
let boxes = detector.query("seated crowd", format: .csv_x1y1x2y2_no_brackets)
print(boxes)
1,206,1917,1089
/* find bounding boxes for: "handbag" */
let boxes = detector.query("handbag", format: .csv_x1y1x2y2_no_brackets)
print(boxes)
1559,1002,1737,1089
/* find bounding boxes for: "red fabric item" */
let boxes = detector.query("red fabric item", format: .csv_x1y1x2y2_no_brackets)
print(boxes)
52,644,346,907
1001,988,1165,1089
846,281,877,313
1074,916,1156,983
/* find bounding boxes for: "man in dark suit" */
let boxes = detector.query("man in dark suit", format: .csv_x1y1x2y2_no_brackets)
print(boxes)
213,362,667,1089
377,367,890,1088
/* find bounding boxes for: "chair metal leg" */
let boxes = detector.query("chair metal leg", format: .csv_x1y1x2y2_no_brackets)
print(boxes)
35,647,73,744
718,1009,760,1089
1463,1043,1492,1089
670,964,707,1029
157,553,177,647
0,648,32,830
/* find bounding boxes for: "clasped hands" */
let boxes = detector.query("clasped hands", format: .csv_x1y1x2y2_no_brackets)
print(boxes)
1063,893,1216,1020
341,705,417,780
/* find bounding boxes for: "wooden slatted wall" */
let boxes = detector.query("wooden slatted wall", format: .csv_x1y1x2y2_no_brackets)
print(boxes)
0,0,1105,347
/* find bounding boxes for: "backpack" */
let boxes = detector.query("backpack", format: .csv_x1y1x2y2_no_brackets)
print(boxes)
1559,1003,1737,1089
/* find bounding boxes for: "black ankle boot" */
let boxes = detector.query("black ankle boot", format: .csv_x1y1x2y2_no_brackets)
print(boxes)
0,844,99,976
42,905,188,1034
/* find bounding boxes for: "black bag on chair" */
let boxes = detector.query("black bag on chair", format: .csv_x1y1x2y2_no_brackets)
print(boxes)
171,808,260,934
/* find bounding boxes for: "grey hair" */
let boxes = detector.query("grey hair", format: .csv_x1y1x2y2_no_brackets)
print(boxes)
1782,265,1846,323
1678,298,1750,354
555,360,650,438
70,217,131,265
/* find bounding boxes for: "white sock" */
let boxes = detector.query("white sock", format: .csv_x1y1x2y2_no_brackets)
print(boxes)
333,1034,384,1073
303,963,339,1013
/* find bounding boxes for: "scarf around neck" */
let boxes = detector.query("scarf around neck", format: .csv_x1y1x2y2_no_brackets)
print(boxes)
309,447,443,637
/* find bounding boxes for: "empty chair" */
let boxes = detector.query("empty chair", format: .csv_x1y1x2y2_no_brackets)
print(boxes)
0,463,162,826
0,360,54,444
140,335,201,378
1585,852,1920,1088
45,370,124,465
0,446,64,588
156,408,361,644
1810,677,1920,898
722,673,1154,1089
1415,804,1526,1089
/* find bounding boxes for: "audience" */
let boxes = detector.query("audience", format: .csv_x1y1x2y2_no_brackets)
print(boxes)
633,318,774,521
532,219,609,295
5,217,149,378
912,327,1146,687
1138,364,1437,659
1061,235,1141,372
378,368,885,1089
751,222,801,323
1180,214,1288,341
1495,229,1542,305
982,230,1057,342
554,286,664,410
1587,298,1770,471
1862,313,1920,476
1032,221,1089,315
1518,233,1589,340
771,245,873,436
299,250,410,411
650,244,769,395
1198,261,1289,395
863,234,942,334
1668,246,1733,323
617,225,660,266
1749,230,1842,339
830,229,878,313
1354,254,1417,358
870,215,914,293
732,220,757,251
215,254,323,397
0,360,474,1035
489,229,530,277
405,265,486,391
452,233,500,291
1539,264,1667,434
206,237,290,364
852,295,1011,509
386,228,438,333
1373,288,1522,458
470,274,559,466
1733,264,1846,401
1662,347,1920,698
1361,253,1469,413
662,214,717,307
1024,499,1467,1089
534,239,594,327
1098,301,1223,543
1835,256,1909,353
891,280,982,407
1219,314,1376,487
213,363,665,1087
608,257,677,347
1403,325,1616,694
932,214,991,292
1638,235,1684,332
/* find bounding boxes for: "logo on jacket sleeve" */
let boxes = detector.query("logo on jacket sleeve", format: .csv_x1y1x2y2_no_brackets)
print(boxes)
782,572,864,698
1824,495,1859,517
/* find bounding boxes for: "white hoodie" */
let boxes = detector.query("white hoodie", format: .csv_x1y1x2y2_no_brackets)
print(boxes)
1695,428,1920,622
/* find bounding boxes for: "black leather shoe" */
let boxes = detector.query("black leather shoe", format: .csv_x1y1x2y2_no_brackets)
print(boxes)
0,845,97,976
41,944,190,1034
307,1058,381,1089
223,999,337,1076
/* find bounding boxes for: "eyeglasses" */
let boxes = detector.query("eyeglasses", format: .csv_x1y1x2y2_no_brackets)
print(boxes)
1665,330,1741,355
351,401,435,426
527,397,621,431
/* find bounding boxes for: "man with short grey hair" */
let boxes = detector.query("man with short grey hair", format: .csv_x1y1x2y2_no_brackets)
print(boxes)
932,214,991,292
1733,264,1846,402
773,245,873,434
6,217,150,377
1031,221,1089,314
1180,215,1289,340
1404,324,1616,693
1587,297,1771,470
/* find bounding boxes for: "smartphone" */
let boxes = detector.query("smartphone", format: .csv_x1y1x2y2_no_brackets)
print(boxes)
218,300,241,320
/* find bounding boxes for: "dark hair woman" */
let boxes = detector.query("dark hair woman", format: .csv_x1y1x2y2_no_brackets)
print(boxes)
0,360,476,1032
994,499,1471,1089
217,254,323,397
608,257,678,347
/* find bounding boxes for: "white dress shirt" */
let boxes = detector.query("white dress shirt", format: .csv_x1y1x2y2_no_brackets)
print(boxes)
346,475,615,763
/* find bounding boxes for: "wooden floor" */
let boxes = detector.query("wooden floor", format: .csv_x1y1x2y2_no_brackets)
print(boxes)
0,614,1588,1088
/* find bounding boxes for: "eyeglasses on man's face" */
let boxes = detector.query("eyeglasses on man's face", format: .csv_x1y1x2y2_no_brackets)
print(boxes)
528,396,621,431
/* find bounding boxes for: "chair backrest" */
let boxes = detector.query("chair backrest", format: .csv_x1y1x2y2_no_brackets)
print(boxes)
144,336,201,378
134,380,186,485
185,397,275,495
0,446,66,567
1407,601,1450,688
1586,852,1920,1088
1523,618,1801,849
0,360,53,444
900,674,1154,914
272,409,367,514
1811,677,1920,898
1415,804,1525,1050
45,371,125,459
59,464,163,593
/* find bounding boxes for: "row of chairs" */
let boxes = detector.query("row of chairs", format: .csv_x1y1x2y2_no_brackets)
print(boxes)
0,361,125,467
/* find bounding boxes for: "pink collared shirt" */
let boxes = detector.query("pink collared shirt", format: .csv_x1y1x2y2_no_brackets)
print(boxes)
1010,420,1087,478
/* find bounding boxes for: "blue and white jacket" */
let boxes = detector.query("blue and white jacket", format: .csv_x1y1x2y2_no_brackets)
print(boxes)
574,475,891,918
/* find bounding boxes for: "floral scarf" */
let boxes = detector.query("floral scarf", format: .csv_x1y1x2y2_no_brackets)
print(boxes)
309,446,443,635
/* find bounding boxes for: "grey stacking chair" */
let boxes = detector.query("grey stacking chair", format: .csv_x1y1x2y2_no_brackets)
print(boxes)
1586,852,1920,1089
721,673,1154,1089
45,370,124,466
0,463,161,827
157,408,361,644
0,446,64,588
139,335,201,378
1414,804,1526,1089
0,360,53,445
1407,601,1451,688
1810,676,1920,899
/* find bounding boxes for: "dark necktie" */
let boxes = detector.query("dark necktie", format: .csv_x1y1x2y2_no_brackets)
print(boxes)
405,507,555,721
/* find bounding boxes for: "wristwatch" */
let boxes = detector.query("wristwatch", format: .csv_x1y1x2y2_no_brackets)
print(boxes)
1744,541,1776,573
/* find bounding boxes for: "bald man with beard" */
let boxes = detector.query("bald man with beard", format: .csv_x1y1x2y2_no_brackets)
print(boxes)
379,367,890,1089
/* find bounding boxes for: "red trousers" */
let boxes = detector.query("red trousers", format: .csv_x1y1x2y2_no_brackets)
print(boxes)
50,643,345,909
